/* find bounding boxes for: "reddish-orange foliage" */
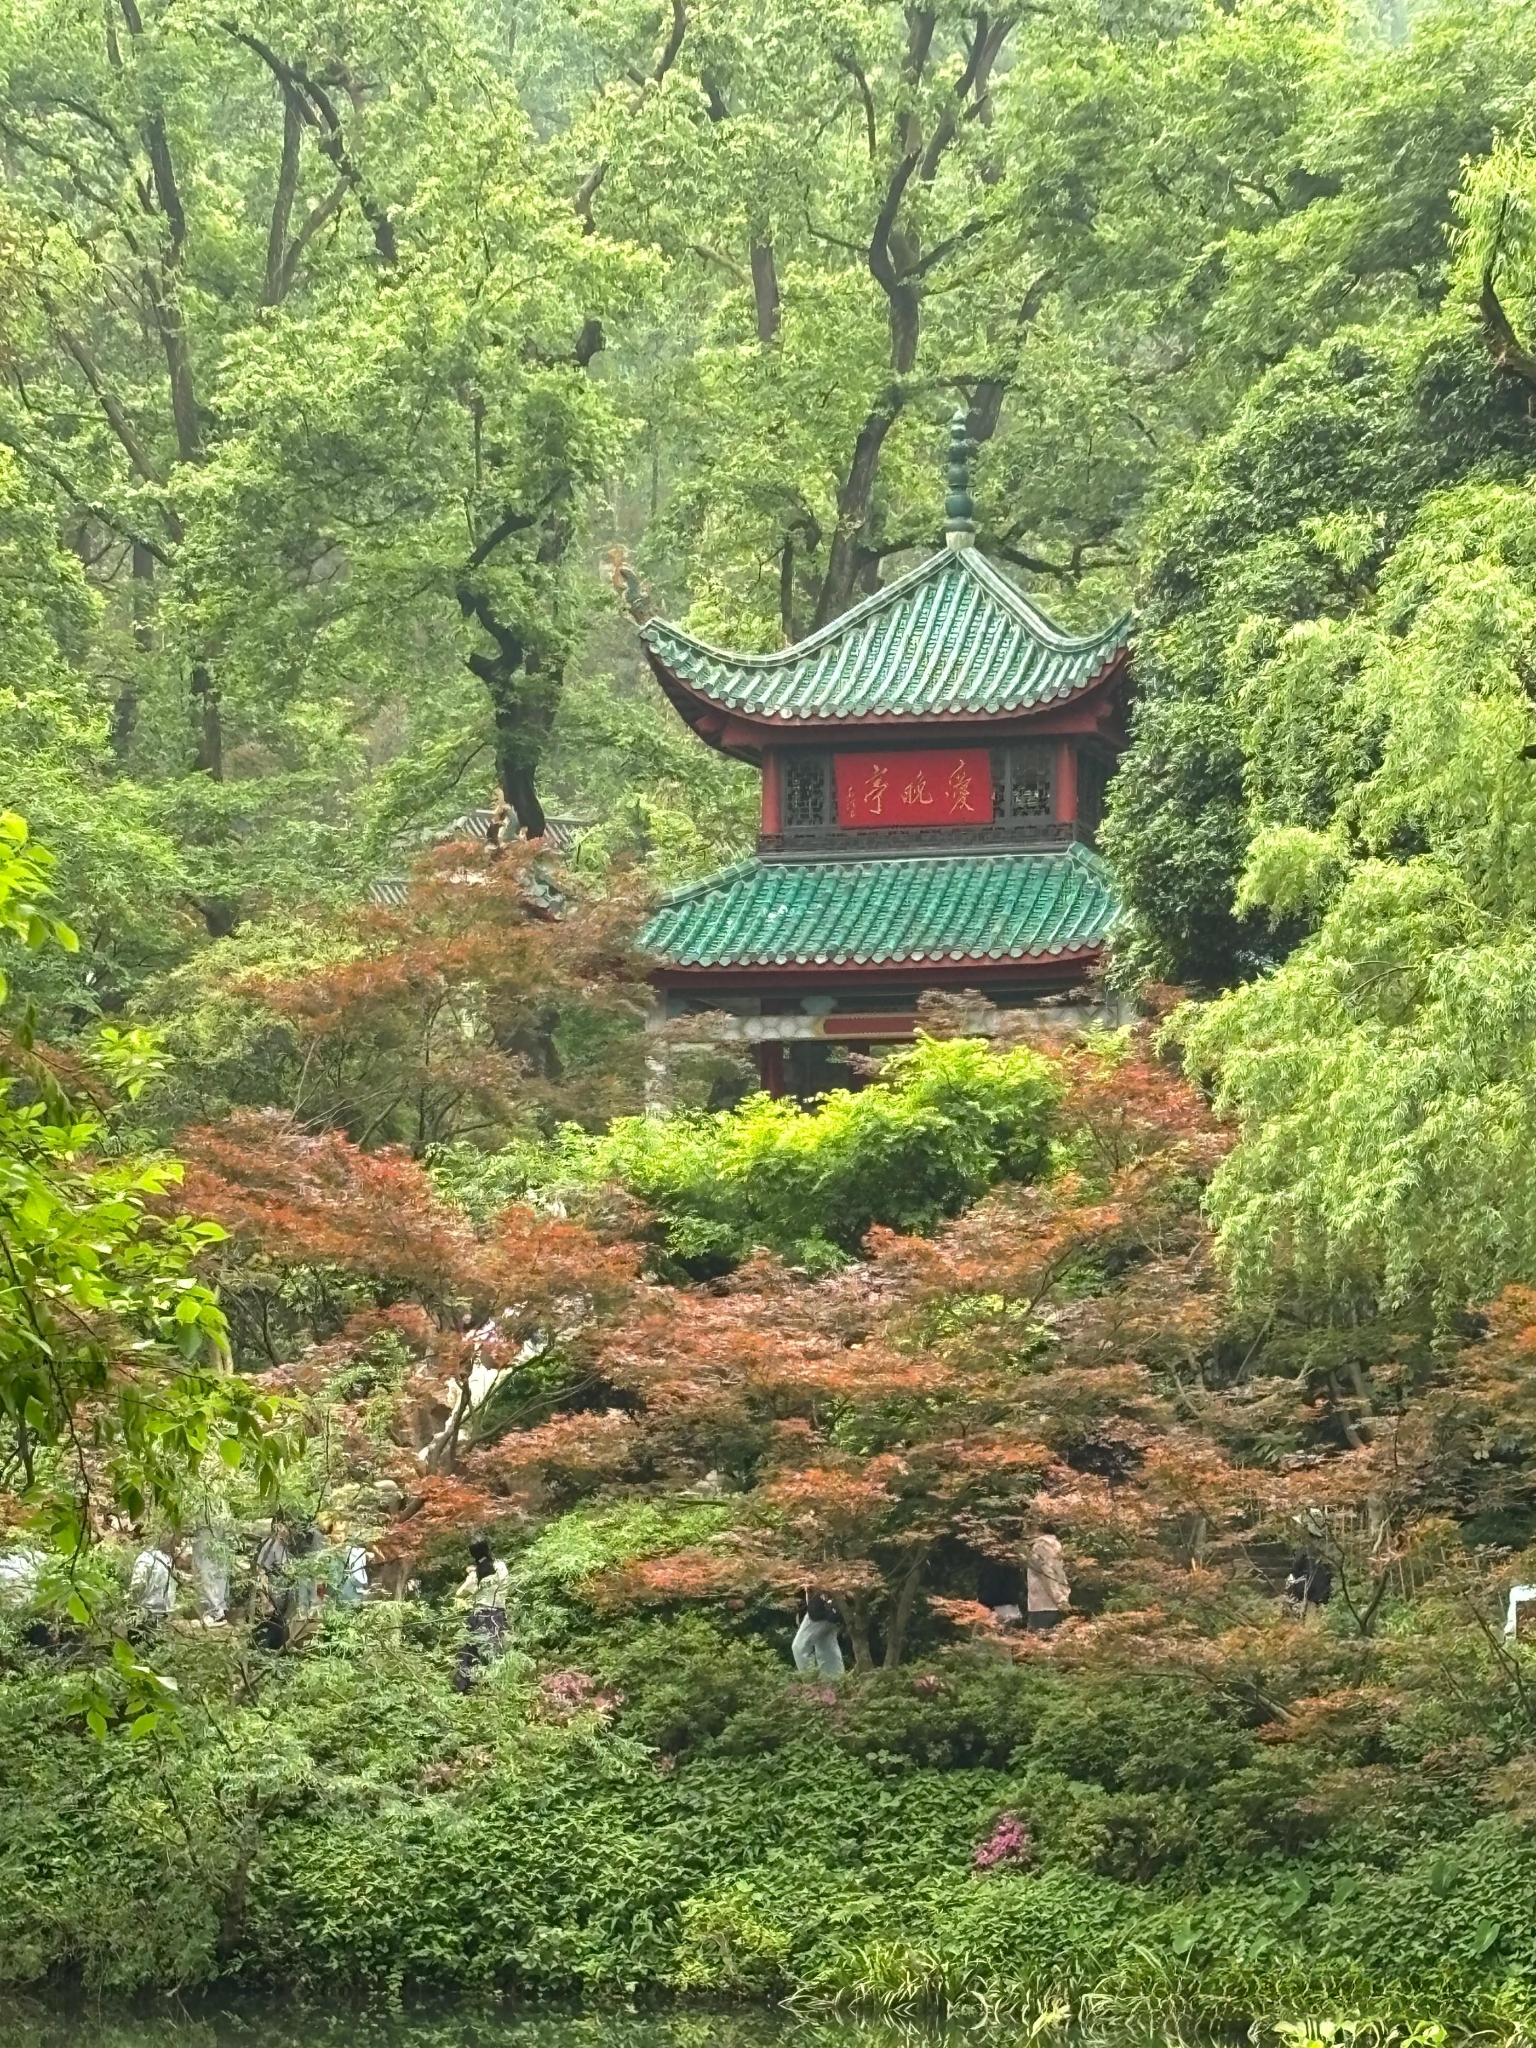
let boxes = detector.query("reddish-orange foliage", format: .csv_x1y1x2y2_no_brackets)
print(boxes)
189,1024,1536,1674
239,843,652,1148
179,1108,639,1549
374,1475,509,1562
474,1408,638,1510
185,1112,635,1326
183,1112,477,1292
487,1038,1251,1664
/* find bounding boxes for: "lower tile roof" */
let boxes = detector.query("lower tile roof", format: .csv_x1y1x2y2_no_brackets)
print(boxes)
641,845,1120,971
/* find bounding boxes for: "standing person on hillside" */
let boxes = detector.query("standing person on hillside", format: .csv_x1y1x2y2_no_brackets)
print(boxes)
336,1539,371,1606
485,789,514,859
130,1537,179,1623
1284,1552,1333,1620
1505,1581,1536,1640
1025,1529,1070,1633
792,1586,845,1677
189,1526,231,1625
453,1535,510,1692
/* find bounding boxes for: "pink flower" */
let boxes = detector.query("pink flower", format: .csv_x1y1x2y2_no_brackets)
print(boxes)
973,1813,1032,1872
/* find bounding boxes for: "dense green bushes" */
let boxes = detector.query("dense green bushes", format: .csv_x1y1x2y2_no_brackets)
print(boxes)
436,1036,1062,1273
7,1599,1536,2029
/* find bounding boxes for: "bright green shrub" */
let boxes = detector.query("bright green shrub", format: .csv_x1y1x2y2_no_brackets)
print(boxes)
8,1606,1536,2028
1023,1680,1256,1793
582,1035,1062,1272
580,1614,783,1755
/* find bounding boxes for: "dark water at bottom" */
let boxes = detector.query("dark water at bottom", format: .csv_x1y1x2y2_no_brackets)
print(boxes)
0,2009,1081,2048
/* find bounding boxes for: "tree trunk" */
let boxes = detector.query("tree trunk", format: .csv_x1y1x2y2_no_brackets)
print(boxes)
836,1592,876,1672
887,279,919,374
814,394,900,628
461,589,561,839
264,96,303,305
497,751,548,840
779,534,796,643
750,241,780,343
882,1549,928,1668
192,659,222,780
967,378,1006,447
114,540,155,756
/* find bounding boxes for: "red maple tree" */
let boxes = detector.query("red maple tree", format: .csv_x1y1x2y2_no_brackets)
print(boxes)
230,841,652,1151
175,1022,1536,1691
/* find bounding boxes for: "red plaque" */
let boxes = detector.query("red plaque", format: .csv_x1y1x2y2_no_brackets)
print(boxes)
835,748,992,828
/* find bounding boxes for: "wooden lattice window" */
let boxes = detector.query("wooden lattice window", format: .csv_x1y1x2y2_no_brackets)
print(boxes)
783,752,835,830
1004,744,1055,820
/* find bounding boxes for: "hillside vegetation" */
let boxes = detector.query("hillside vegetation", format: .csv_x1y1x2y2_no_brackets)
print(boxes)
9,0,1536,2029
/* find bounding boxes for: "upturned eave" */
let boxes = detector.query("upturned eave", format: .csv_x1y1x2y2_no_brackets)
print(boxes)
644,645,1131,764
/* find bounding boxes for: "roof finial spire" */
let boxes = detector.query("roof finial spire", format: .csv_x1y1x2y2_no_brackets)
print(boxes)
944,406,976,551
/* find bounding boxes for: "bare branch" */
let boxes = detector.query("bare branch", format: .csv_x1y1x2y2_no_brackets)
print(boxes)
692,242,748,282
271,178,349,302
1480,266,1536,388
868,150,920,300
837,54,877,160
751,242,780,343
1,430,173,564
575,160,608,233
263,95,303,304
653,0,687,83
465,504,538,573
50,320,163,487
227,26,396,269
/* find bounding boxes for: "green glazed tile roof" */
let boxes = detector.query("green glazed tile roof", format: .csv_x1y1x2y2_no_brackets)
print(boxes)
643,846,1120,970
641,547,1130,725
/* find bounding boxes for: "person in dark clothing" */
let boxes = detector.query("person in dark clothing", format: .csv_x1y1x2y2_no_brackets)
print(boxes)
255,1611,289,1652
977,1555,1024,1629
1284,1552,1333,1614
453,1535,510,1693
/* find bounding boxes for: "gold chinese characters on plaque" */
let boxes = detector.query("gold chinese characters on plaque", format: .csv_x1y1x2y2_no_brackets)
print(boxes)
835,748,992,826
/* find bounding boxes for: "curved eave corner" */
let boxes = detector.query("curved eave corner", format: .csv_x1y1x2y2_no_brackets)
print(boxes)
641,637,1132,747
637,549,1134,739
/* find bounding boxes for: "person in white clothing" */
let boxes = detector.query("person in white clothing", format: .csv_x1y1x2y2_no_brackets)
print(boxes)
1505,1583,1536,1640
190,1529,230,1624
792,1588,845,1677
1026,1529,1070,1633
0,1548,43,1610
130,1544,178,1620
336,1543,370,1605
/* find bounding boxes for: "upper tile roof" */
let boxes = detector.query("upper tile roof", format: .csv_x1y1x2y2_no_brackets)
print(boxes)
640,547,1131,726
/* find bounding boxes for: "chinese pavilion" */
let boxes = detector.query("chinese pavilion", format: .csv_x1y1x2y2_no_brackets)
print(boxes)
638,416,1133,1097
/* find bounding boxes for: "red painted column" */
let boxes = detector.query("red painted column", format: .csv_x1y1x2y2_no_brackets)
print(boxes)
759,1041,785,1096
761,750,782,833
1054,742,1078,824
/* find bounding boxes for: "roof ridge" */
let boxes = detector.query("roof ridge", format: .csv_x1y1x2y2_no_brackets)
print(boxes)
642,547,1130,673
654,855,761,908
957,551,1133,656
642,552,939,672
672,849,1104,882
